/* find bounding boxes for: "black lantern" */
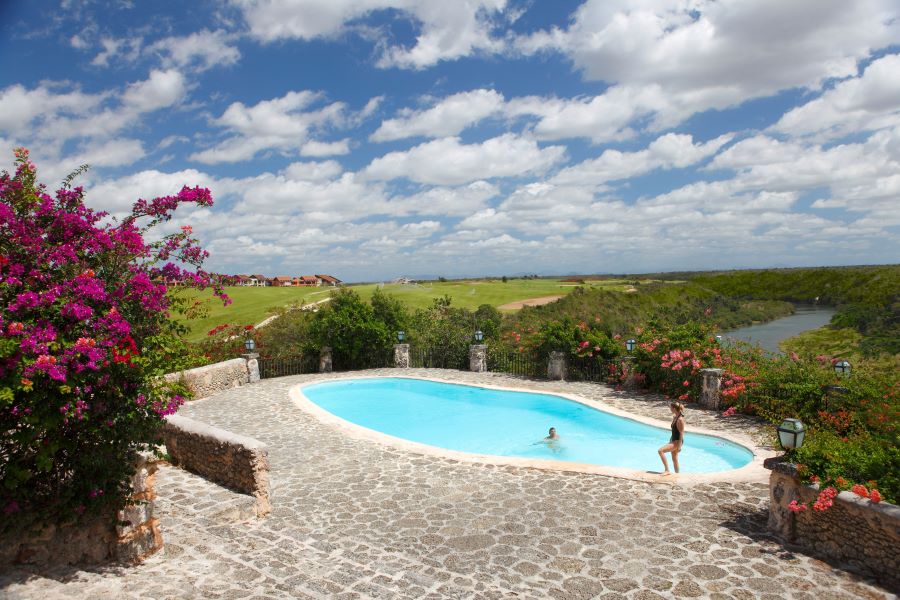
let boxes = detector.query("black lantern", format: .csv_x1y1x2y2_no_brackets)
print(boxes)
776,418,806,451
244,337,256,352
474,330,484,343
833,359,851,377
625,338,636,352
397,330,406,343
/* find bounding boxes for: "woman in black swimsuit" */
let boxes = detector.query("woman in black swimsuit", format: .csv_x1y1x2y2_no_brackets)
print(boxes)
658,402,685,475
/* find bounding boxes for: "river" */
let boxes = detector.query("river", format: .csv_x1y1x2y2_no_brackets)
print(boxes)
724,305,836,354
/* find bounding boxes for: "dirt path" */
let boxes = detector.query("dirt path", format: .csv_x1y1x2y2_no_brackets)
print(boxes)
498,295,563,309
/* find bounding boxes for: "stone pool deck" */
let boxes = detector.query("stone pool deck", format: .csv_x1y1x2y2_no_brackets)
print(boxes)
1,370,893,599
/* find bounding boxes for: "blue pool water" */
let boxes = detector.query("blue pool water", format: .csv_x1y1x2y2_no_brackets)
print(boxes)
302,378,753,473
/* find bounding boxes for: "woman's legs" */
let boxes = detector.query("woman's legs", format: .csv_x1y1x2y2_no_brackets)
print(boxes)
658,443,674,473
671,446,681,473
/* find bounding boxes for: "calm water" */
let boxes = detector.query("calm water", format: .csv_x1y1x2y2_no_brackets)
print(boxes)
302,378,753,473
725,305,835,353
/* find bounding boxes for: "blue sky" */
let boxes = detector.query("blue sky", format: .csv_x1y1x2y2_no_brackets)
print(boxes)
1,0,899,282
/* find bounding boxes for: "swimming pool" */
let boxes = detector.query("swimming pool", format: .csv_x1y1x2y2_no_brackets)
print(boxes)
300,377,754,473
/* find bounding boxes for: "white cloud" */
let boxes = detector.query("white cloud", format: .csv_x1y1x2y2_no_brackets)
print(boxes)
72,138,146,168
773,53,900,140
0,84,105,136
121,69,187,112
364,133,566,185
371,88,504,141
281,160,344,181
516,0,900,130
232,0,508,68
189,91,348,164
91,37,142,67
147,29,241,72
300,139,350,156
552,133,733,187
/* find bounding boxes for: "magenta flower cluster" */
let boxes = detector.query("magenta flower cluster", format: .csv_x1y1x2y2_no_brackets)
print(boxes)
0,148,228,529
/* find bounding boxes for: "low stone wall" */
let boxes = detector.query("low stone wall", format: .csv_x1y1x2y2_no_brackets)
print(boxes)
767,460,900,592
162,414,271,517
165,358,249,399
0,453,162,568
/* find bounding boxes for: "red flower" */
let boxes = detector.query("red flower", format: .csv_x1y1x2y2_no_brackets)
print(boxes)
851,484,869,498
870,490,882,503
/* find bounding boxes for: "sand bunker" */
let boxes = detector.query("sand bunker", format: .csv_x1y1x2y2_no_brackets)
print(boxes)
498,295,564,309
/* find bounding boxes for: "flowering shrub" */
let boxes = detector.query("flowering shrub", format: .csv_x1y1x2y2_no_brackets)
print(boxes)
0,149,227,532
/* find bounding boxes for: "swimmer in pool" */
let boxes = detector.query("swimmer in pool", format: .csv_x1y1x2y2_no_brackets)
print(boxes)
545,427,559,441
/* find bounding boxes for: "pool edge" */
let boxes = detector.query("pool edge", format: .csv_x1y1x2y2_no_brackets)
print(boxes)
289,374,776,485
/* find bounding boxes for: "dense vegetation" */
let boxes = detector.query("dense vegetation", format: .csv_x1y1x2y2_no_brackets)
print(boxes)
690,265,899,355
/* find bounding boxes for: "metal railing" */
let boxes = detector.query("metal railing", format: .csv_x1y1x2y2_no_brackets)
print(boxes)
409,346,468,370
568,356,619,383
258,355,318,379
486,350,543,378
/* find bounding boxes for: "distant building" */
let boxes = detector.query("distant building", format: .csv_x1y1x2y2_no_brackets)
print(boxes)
299,275,320,286
392,277,415,285
315,274,341,286
271,276,293,287
251,274,268,286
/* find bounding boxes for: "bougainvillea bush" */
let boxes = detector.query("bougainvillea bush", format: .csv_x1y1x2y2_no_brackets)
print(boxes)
0,148,228,533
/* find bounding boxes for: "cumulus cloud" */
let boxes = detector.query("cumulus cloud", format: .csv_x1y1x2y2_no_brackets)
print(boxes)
515,0,900,130
189,91,349,164
371,89,504,141
364,133,566,185
231,0,508,68
552,133,733,187
772,53,900,140
147,29,241,72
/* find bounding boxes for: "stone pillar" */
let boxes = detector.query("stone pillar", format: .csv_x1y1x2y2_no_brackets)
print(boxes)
319,346,333,373
116,451,163,564
394,343,410,368
242,352,260,383
700,368,724,409
547,351,567,380
621,356,636,390
469,344,487,372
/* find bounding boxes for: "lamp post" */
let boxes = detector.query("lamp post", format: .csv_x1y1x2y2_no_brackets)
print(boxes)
397,330,406,343
474,330,484,343
715,335,723,345
776,418,806,451
833,359,851,378
244,337,255,353
625,338,636,353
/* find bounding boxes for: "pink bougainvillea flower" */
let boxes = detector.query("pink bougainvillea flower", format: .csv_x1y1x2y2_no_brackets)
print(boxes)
788,500,807,512
870,490,882,503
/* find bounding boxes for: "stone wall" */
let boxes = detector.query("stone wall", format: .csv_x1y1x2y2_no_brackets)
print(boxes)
0,453,162,568
767,460,900,592
162,414,271,517
164,358,249,399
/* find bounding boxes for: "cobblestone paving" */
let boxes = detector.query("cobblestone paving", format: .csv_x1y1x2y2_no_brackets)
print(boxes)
1,370,894,599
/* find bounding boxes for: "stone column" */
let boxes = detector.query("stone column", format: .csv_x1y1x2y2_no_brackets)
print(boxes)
116,451,163,564
621,356,636,390
394,343,410,368
241,352,260,383
547,351,567,380
319,346,333,373
700,368,724,409
469,344,487,372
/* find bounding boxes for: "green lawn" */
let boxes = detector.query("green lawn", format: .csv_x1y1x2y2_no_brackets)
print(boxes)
173,278,672,341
